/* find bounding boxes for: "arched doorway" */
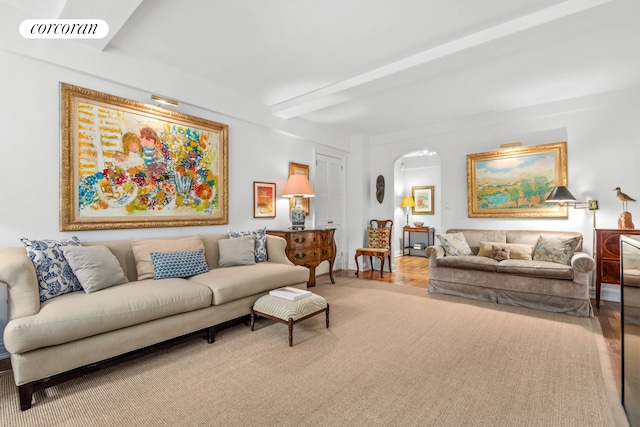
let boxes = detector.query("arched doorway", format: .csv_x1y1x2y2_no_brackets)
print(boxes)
393,150,442,257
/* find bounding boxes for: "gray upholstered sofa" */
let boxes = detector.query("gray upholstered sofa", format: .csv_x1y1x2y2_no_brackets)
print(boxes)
425,229,596,317
0,233,309,410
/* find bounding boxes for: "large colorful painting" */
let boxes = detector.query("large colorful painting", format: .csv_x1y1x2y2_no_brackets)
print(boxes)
467,142,568,218
60,83,228,230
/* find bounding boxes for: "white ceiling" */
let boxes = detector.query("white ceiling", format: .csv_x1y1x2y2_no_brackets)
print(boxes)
5,0,640,140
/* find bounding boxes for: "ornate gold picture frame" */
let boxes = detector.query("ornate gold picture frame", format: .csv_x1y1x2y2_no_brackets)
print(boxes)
60,83,229,230
467,142,568,218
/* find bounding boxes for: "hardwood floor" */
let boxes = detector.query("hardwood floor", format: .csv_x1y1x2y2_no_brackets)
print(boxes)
322,255,622,393
594,299,622,394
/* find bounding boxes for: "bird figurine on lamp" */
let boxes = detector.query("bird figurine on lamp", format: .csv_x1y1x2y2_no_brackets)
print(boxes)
614,187,636,229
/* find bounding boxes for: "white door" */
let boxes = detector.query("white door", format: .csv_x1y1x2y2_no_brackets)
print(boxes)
315,154,344,271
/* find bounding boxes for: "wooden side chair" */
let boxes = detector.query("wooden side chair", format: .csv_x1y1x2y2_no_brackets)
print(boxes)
355,219,393,278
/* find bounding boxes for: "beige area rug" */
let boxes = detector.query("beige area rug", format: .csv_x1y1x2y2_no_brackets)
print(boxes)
0,278,628,426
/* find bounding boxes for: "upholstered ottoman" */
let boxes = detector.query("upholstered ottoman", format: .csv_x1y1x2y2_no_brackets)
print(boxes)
250,293,329,346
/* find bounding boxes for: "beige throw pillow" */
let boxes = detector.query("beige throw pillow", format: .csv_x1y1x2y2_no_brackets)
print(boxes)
131,235,205,280
62,245,128,293
478,241,533,260
218,236,256,267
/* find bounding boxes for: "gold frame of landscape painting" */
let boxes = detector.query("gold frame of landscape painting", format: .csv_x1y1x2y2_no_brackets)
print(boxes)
60,82,228,230
466,142,568,218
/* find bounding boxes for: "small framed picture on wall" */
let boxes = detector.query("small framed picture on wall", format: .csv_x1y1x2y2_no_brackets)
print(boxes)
253,182,276,218
412,186,434,215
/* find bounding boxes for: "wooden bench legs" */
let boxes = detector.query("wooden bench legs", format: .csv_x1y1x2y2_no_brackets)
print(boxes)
251,304,330,347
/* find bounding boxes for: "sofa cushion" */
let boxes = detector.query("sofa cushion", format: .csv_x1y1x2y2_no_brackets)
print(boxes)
229,228,268,262
131,235,205,280
4,279,213,354
20,236,83,303
188,262,310,305
150,249,209,279
437,255,498,272
478,242,533,260
218,236,256,267
61,245,128,293
437,233,473,256
496,259,574,280
533,234,582,266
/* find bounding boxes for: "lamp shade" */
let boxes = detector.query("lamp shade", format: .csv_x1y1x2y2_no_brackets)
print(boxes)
545,186,577,203
400,195,415,207
282,174,315,198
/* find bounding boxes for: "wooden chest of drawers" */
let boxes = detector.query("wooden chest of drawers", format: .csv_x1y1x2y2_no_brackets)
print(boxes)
266,229,336,287
596,228,640,307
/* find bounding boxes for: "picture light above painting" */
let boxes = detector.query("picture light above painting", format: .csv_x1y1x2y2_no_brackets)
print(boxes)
60,82,229,230
466,142,568,218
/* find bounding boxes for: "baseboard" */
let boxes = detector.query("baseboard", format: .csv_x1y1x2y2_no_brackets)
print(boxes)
0,357,11,374
590,284,621,303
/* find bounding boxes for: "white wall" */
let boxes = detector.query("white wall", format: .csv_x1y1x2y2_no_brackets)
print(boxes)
346,135,370,270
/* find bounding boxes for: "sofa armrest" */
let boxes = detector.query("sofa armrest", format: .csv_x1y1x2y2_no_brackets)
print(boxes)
0,247,40,320
571,252,596,274
265,235,294,265
425,245,445,258
425,245,445,268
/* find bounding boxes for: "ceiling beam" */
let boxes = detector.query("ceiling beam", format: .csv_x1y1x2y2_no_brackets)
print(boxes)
58,0,144,51
271,0,613,120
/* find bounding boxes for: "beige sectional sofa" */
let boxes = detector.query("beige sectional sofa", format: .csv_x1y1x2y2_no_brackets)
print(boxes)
0,233,309,410
425,229,596,317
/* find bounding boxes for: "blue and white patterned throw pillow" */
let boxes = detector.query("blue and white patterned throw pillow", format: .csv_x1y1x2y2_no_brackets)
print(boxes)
21,236,83,303
228,227,267,262
150,249,209,279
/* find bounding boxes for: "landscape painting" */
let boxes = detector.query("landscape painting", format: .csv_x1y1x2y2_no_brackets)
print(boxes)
60,83,229,230
467,142,568,218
